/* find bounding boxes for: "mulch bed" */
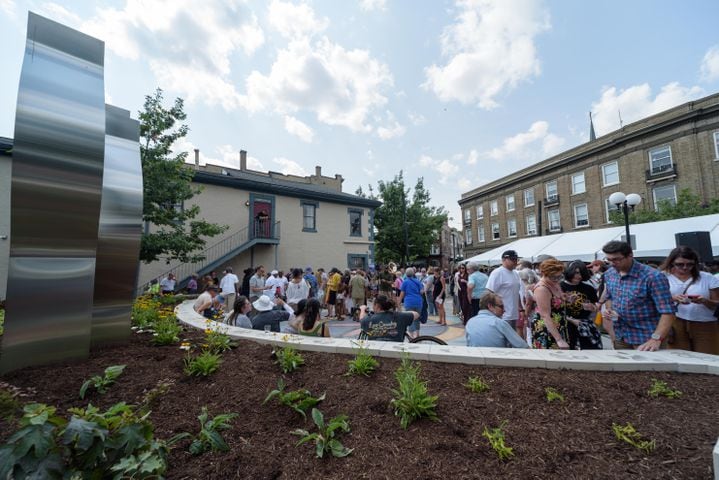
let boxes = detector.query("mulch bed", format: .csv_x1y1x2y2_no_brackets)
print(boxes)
1,329,718,479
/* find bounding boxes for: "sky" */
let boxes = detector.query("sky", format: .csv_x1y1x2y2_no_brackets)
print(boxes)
1,0,719,229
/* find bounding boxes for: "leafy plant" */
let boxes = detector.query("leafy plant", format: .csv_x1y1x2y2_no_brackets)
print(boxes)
0,389,20,420
263,379,326,419
483,421,514,461
291,408,353,459
274,346,305,374
545,387,565,403
345,347,379,377
184,351,222,377
612,422,656,454
188,407,237,455
152,315,182,345
205,329,233,354
390,356,438,429
465,376,490,393
647,378,682,399
79,365,126,399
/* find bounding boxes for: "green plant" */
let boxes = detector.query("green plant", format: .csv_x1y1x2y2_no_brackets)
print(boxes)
184,351,222,377
389,356,438,429
647,378,682,399
292,408,353,459
345,347,379,377
0,307,5,335
612,422,656,454
79,365,126,399
205,329,233,354
264,379,326,419
188,407,237,455
483,421,514,461
465,376,490,393
545,387,565,403
0,389,20,420
152,315,182,345
274,346,305,373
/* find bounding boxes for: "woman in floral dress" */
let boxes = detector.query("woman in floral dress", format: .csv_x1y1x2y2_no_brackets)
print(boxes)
531,259,570,349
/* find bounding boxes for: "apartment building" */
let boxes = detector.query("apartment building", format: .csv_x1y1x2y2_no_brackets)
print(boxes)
458,93,719,258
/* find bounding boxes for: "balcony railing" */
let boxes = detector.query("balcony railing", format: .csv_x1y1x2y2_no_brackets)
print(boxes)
645,163,677,181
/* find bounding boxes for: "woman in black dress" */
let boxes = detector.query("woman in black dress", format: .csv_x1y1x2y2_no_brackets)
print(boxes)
561,260,602,349
432,267,447,326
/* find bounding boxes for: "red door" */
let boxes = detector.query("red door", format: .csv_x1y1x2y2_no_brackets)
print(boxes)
253,200,272,238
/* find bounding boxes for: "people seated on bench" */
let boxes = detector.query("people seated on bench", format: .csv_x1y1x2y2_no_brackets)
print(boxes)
466,292,529,348
251,295,295,333
288,298,329,337
358,294,420,342
225,295,253,328
193,285,220,319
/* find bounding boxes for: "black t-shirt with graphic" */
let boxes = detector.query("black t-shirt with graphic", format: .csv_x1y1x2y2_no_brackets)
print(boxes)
360,311,414,342
561,281,598,320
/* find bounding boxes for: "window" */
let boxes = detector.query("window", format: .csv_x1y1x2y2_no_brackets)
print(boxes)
571,172,586,194
476,205,484,219
491,222,500,240
545,180,558,201
478,223,485,242
574,203,589,227
348,208,363,237
605,198,620,223
301,201,318,232
507,218,517,237
526,213,537,235
602,161,619,186
649,146,672,174
506,194,515,212
465,227,473,245
463,209,471,223
490,200,498,216
430,244,440,255
524,188,535,207
653,184,677,210
348,254,367,270
548,209,561,231
714,132,719,159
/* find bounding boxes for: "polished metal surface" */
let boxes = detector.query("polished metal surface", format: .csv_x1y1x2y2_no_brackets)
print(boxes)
0,13,105,373
91,105,142,346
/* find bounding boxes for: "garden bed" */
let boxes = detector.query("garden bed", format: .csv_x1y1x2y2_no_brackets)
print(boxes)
1,328,717,479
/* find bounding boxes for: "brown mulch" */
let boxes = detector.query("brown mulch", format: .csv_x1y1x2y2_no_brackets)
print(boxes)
1,330,718,480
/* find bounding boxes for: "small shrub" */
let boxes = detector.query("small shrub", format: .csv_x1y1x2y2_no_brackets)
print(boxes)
345,347,379,377
152,316,182,345
139,379,175,413
274,346,305,374
390,356,438,429
205,329,233,354
0,389,20,420
131,297,161,328
647,378,682,399
292,408,353,458
184,351,222,377
612,422,655,454
544,387,565,403
483,421,514,461
79,365,126,399
264,379,325,418
189,407,237,455
465,376,490,393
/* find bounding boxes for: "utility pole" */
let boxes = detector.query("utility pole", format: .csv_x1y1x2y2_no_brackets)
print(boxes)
402,186,409,268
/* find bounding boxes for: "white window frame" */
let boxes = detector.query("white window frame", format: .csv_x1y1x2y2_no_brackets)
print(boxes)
525,213,537,236
574,203,589,228
476,204,484,220
463,209,471,223
430,244,440,255
648,146,673,175
545,180,558,201
478,223,485,242
605,198,620,223
490,200,498,216
652,184,677,210
524,188,535,207
548,209,561,232
713,131,719,160
491,222,500,240
506,194,515,212
464,227,472,245
571,172,586,195
601,161,619,187
507,218,517,238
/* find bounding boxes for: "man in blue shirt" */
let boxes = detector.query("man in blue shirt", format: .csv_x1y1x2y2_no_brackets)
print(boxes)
466,292,528,348
467,262,488,317
398,267,424,339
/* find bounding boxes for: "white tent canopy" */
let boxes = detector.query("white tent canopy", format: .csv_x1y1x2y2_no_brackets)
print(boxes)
464,213,719,266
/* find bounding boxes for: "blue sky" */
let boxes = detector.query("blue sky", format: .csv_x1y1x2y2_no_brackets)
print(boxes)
2,0,719,228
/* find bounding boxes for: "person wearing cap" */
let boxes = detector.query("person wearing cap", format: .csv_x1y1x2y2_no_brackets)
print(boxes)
250,295,295,332
486,250,524,336
263,270,283,298
193,285,220,319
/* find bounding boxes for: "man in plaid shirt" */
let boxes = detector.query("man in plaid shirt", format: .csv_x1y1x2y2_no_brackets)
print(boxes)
600,241,675,351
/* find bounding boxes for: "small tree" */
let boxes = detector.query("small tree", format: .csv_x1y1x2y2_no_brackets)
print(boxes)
139,88,227,264
609,188,719,225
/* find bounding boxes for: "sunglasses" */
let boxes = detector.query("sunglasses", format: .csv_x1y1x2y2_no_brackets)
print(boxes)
672,262,695,269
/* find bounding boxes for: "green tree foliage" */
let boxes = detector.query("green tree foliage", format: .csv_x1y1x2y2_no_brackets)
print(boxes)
608,188,719,225
139,88,227,264
371,171,447,265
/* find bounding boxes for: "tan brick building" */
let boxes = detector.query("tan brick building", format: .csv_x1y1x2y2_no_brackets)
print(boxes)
458,93,719,258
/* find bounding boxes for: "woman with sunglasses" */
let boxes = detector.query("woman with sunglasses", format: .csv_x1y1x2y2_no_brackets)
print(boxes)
530,259,570,349
660,246,719,354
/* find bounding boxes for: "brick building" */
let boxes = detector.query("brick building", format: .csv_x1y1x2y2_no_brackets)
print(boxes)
458,92,719,258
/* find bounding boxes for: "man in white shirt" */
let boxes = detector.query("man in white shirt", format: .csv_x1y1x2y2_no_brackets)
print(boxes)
219,267,239,311
249,265,265,301
264,270,284,298
486,250,524,336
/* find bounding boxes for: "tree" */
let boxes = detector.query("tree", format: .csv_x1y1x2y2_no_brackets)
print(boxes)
139,88,227,264
608,188,719,225
372,171,447,266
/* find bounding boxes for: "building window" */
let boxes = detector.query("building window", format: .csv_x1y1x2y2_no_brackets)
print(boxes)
548,209,561,232
649,146,673,174
602,161,619,186
526,213,537,235
463,209,471,223
348,208,363,237
714,132,719,159
490,200,498,216
476,205,484,219
506,194,515,212
653,184,677,210
478,223,485,242
605,198,620,223
571,172,586,194
465,227,473,245
507,218,517,237
430,244,440,255
301,200,318,232
491,222,500,240
347,254,368,270
524,188,535,207
574,203,589,227
545,180,558,201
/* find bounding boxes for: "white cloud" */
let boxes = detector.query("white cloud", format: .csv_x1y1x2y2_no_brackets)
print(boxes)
423,0,550,108
590,82,704,135
272,157,309,176
418,154,460,184
174,139,265,170
362,163,380,176
38,2,82,25
359,0,387,12
376,111,406,139
485,121,564,160
700,45,719,82
268,0,328,39
457,178,472,189
0,0,16,17
284,115,315,143
467,149,478,165
408,112,426,126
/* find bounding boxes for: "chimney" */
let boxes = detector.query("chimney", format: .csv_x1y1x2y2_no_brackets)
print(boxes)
315,165,322,177
240,150,247,171
194,148,200,168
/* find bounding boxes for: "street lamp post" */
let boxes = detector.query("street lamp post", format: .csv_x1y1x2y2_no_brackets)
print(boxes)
609,191,642,247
